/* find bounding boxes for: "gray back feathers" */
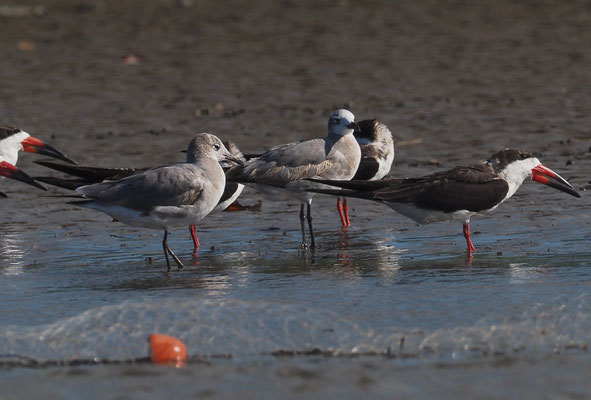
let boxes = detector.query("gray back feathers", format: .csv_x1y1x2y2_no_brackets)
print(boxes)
76,133,229,215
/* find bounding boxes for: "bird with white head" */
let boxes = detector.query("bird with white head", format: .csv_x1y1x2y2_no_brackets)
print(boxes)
308,148,580,254
227,109,362,248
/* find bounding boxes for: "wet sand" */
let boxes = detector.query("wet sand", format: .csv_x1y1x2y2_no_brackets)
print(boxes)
1,0,590,398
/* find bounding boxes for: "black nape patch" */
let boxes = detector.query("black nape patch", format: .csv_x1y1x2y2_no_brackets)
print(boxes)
0,126,21,140
488,148,533,170
354,119,377,140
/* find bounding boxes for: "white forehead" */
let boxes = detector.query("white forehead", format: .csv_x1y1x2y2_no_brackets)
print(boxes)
516,157,540,171
499,157,539,176
332,109,355,122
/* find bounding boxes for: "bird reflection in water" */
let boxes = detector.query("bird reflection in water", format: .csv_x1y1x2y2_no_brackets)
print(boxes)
191,245,199,265
338,227,352,268
0,230,27,274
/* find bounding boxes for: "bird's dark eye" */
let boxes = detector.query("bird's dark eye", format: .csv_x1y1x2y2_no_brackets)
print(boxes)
213,144,220,151
333,117,340,124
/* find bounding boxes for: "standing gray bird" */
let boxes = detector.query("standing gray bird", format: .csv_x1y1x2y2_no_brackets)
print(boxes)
337,118,395,226
69,133,242,270
34,140,246,249
227,109,361,248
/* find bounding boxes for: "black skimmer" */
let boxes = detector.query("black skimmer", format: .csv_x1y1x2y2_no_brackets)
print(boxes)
226,109,361,248
337,118,394,226
34,141,246,249
0,161,46,197
0,126,76,166
0,126,76,196
308,148,580,253
68,133,243,270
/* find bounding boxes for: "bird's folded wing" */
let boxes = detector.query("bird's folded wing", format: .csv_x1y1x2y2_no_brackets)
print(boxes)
230,138,336,185
34,160,141,182
76,165,204,212
259,139,328,165
374,167,510,212
34,176,92,191
352,155,381,180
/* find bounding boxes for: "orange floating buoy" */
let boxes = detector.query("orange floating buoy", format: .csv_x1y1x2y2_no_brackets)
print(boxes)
149,334,187,367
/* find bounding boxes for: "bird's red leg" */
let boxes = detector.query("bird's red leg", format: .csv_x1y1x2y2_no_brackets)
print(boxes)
189,224,199,248
343,197,351,226
463,222,476,253
337,197,347,226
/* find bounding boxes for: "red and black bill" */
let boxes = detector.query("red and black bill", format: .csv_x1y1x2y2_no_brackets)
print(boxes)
0,161,47,191
531,164,580,198
21,137,77,165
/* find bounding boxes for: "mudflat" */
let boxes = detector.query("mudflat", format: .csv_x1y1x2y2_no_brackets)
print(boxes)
0,1,590,399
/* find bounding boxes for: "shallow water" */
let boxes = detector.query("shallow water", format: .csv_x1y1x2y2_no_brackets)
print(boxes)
1,188,591,398
1,0,591,397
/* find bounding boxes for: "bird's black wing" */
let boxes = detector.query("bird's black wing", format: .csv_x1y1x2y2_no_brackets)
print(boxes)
34,161,141,182
34,177,91,191
308,177,402,192
218,182,240,204
352,155,381,181
242,153,262,160
310,165,509,213
373,166,509,212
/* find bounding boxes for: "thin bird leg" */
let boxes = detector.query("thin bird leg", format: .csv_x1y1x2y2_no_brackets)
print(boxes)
337,197,347,226
463,222,477,253
300,203,307,248
162,230,172,271
162,230,186,270
307,202,316,248
189,224,200,248
167,246,186,270
343,197,351,226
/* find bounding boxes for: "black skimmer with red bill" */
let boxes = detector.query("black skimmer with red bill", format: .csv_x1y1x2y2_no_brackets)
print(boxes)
0,126,76,196
0,161,47,197
308,148,580,254
0,126,76,166
66,133,243,270
34,141,246,249
226,109,361,248
337,118,394,226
